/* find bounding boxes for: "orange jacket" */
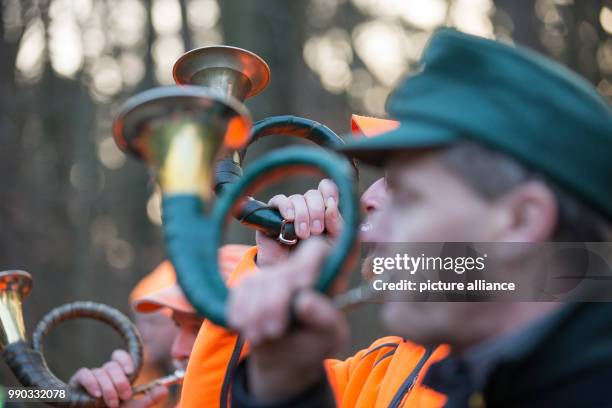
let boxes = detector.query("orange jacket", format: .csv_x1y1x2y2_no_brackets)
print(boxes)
180,247,257,408
180,248,449,407
325,338,449,407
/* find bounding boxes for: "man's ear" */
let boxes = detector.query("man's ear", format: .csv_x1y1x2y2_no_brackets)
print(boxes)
493,181,558,242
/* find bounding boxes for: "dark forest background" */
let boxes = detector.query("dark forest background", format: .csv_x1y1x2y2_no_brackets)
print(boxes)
0,0,610,384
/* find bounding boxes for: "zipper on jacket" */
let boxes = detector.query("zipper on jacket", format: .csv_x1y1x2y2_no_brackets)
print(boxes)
220,334,246,408
388,346,434,408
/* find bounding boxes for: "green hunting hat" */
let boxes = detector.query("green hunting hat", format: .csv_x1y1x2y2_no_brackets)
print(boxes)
339,28,612,220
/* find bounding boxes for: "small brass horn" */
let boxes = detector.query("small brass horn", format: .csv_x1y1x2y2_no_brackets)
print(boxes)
0,270,143,407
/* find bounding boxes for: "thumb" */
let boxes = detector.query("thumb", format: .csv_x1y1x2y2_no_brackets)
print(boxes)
287,237,331,287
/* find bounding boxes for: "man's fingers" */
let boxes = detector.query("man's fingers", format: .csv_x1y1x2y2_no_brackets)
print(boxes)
268,195,294,220
232,273,276,343
253,276,292,342
288,194,310,239
229,275,258,328
245,273,294,345
304,189,325,235
318,179,339,208
319,179,342,236
92,368,120,408
270,182,340,240
294,291,348,348
230,238,330,344
324,204,343,237
230,240,329,340
111,349,134,376
70,368,102,398
103,361,132,401
242,276,268,344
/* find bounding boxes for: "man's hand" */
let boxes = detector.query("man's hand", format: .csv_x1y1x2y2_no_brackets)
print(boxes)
69,349,168,408
229,239,349,402
256,179,343,267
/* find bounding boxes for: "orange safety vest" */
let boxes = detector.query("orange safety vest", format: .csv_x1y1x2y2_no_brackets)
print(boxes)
325,338,449,407
180,247,449,407
180,247,257,408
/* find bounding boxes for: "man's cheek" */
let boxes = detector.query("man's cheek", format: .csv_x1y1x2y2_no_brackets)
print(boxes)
387,214,418,242
368,206,402,241
393,207,450,242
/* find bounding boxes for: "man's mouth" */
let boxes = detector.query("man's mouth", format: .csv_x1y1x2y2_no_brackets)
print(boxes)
173,359,188,371
360,222,372,232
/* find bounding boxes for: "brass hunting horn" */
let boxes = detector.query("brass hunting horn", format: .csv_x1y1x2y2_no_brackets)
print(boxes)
113,46,359,327
174,47,357,245
0,270,143,407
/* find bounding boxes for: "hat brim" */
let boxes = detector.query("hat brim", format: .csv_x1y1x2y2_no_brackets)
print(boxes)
338,121,459,166
132,284,195,315
351,115,400,138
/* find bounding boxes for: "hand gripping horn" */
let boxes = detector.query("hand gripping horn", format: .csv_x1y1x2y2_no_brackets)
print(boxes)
113,46,359,327
214,115,358,245
0,270,143,407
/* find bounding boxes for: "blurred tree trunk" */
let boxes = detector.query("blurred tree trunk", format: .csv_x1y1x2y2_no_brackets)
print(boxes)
219,0,307,117
179,0,193,52
493,0,545,52
0,1,26,267
493,0,607,85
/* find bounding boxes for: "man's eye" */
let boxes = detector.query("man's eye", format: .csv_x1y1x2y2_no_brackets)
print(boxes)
384,174,394,190
393,189,419,205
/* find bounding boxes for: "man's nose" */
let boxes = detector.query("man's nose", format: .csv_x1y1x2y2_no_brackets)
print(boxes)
360,178,386,215
360,187,381,214
170,328,194,360
361,196,378,214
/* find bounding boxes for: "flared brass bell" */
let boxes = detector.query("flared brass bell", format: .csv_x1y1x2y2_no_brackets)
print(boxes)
113,85,251,201
0,270,31,348
173,46,270,101
113,46,269,202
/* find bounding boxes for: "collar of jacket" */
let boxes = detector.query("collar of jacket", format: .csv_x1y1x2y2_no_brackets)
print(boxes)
422,303,612,407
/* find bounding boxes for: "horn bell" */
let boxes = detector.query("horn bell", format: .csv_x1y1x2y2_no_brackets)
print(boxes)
112,86,251,203
0,270,32,349
173,46,270,101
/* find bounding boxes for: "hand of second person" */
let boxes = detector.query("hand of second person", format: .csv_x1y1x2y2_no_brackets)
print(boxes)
256,179,343,267
69,349,168,408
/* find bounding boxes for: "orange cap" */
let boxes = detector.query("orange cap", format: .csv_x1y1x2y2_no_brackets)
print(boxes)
351,114,400,138
128,260,176,304
130,244,251,316
133,283,194,314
